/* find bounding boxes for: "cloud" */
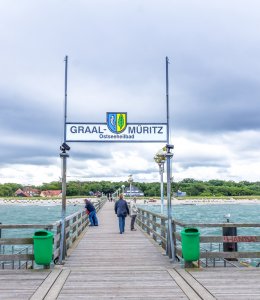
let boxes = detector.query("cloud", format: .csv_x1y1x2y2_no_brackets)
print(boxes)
0,0,260,185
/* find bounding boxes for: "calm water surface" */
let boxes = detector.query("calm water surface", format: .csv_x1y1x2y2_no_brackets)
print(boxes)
0,204,84,238
1,203,260,265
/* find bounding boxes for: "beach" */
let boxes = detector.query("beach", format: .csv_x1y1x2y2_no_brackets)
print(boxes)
0,197,260,206
0,198,86,206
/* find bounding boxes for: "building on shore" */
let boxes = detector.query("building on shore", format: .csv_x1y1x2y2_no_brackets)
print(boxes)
15,187,40,197
173,190,187,197
124,185,144,197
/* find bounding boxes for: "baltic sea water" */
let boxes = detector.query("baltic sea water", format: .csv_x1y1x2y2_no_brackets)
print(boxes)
0,204,84,238
142,203,260,266
1,202,260,266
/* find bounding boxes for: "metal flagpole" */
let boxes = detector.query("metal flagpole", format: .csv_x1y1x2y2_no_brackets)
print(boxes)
64,55,68,142
165,56,175,261
58,55,69,264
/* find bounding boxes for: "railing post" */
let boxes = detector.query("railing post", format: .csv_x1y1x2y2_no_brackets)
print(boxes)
172,220,176,258
142,210,145,230
161,219,166,250
152,215,157,242
147,212,151,235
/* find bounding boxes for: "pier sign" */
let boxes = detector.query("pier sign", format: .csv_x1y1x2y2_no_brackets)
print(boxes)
66,112,167,142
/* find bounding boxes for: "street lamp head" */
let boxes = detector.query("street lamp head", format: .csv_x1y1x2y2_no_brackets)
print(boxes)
128,174,133,183
154,152,166,164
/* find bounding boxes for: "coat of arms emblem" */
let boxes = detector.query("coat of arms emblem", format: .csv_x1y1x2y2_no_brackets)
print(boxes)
107,112,127,134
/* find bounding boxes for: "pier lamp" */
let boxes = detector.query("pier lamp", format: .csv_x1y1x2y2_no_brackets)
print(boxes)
121,185,125,196
154,148,166,214
128,175,133,198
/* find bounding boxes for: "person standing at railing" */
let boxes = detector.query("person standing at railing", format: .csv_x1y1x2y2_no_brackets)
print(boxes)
85,199,98,226
114,194,129,234
130,197,138,231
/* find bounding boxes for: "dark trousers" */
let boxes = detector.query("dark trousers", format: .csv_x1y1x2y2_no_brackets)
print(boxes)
130,215,137,230
89,210,98,226
118,216,126,233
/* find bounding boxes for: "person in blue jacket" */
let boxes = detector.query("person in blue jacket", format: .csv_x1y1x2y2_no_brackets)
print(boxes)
85,199,98,226
114,193,129,234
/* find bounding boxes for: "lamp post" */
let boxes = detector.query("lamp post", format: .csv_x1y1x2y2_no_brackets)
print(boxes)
121,185,125,196
128,175,133,199
59,142,70,264
154,149,166,214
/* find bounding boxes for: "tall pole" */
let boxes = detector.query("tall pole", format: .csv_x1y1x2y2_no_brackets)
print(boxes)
165,56,174,260
159,163,164,214
64,55,68,143
59,56,69,264
128,175,133,199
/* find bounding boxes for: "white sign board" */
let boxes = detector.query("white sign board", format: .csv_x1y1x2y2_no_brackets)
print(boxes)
66,112,167,143
66,123,167,142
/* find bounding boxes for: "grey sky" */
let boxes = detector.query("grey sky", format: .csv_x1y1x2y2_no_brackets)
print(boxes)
0,0,260,185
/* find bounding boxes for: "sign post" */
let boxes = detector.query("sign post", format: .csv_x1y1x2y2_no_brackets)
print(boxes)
59,56,174,263
58,55,69,264
165,56,175,261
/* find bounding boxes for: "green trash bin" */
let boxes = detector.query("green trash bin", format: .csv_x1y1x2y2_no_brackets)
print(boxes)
33,230,53,265
181,227,200,261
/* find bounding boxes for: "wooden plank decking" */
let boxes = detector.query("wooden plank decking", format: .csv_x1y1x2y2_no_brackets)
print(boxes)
189,267,260,299
2,201,260,299
52,201,188,299
0,269,52,299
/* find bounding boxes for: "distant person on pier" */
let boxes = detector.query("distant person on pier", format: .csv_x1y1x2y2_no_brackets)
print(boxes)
130,197,138,231
114,193,129,234
85,199,98,226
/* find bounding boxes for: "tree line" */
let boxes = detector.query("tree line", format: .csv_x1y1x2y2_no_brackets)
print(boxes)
0,179,260,198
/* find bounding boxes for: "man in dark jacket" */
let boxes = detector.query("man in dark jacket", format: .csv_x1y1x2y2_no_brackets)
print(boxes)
114,194,129,234
85,199,98,226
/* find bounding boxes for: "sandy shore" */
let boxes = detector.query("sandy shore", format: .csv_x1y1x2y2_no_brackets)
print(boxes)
0,198,86,205
0,197,260,205
144,198,260,205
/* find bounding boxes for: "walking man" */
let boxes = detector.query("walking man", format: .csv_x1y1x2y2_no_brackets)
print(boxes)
114,194,129,234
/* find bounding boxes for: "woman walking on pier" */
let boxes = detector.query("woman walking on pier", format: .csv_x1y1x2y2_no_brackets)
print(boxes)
130,197,138,231
114,194,129,234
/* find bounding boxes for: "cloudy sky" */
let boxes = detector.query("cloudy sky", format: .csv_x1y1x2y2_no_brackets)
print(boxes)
1,0,260,185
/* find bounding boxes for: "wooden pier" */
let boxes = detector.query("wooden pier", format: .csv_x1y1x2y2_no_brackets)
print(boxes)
1,201,260,299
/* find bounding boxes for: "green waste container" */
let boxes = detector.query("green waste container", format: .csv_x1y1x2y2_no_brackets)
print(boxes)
181,227,200,261
33,230,53,265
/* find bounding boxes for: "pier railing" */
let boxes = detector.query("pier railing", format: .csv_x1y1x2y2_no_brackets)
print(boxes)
174,220,260,266
136,207,168,250
0,198,106,269
136,206,260,266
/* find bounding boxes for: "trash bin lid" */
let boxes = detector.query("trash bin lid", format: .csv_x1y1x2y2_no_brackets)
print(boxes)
181,227,200,235
33,230,53,238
